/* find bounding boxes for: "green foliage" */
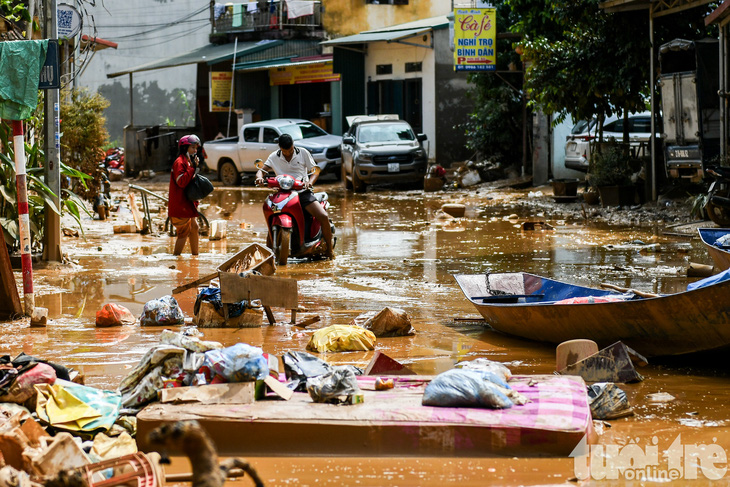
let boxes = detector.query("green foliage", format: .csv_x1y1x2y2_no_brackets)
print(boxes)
504,0,718,126
0,120,92,251
0,0,31,23
461,3,527,166
60,88,110,201
586,144,633,187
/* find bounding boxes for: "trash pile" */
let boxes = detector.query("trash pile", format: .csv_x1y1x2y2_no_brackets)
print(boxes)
0,353,143,487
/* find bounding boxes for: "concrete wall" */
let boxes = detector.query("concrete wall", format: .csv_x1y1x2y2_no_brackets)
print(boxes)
323,0,451,36
76,0,210,143
364,34,436,158
432,28,472,165
551,115,585,180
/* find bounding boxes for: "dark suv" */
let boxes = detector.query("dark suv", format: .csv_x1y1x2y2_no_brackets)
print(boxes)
340,118,428,192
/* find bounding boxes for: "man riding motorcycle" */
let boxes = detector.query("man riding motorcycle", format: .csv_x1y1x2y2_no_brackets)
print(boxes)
255,134,335,260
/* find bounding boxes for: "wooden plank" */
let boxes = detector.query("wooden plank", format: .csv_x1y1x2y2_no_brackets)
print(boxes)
0,242,22,317
219,272,298,309
159,383,255,405
127,193,145,232
171,271,219,295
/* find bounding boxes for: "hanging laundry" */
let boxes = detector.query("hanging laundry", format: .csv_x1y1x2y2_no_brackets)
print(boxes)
286,0,314,19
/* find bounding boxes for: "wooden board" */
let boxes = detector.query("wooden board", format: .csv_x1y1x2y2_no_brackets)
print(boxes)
0,242,22,318
171,271,219,295
159,383,255,405
127,193,145,232
219,272,297,309
137,375,594,458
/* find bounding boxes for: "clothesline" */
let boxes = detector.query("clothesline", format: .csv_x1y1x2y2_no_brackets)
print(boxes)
215,0,319,19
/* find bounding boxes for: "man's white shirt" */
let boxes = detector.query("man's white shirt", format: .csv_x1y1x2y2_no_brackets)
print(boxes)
264,147,316,183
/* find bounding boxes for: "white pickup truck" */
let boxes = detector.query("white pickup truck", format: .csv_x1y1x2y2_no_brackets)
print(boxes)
203,118,343,186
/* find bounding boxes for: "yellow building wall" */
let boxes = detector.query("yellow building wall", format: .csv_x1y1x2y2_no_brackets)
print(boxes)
323,0,451,36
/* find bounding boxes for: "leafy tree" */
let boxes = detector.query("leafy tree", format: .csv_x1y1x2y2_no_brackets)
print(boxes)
461,3,526,166
507,0,650,130
60,88,110,201
506,0,719,129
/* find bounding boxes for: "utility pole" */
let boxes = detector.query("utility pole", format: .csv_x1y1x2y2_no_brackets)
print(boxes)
43,0,62,262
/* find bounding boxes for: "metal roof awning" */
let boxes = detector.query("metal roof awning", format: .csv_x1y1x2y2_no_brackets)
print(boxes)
321,27,433,46
599,0,714,17
106,39,283,78
234,54,332,72
321,15,449,47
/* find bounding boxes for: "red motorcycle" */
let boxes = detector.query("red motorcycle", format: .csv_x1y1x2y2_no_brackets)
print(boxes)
256,163,335,265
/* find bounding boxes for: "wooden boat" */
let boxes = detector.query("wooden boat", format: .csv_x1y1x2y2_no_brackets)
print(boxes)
454,272,730,358
698,227,730,271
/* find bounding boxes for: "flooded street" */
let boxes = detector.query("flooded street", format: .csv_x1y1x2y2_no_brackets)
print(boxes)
4,177,730,485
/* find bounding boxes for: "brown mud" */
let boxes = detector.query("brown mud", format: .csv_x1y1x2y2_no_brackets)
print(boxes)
3,175,729,486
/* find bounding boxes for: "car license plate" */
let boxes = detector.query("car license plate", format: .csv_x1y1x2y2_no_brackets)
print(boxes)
388,163,400,173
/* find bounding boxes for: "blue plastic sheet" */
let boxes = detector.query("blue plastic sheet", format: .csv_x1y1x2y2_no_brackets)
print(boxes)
200,343,268,383
687,268,730,291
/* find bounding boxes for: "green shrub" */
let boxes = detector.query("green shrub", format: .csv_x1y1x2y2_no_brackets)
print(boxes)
0,121,91,251
587,143,634,187
60,88,110,201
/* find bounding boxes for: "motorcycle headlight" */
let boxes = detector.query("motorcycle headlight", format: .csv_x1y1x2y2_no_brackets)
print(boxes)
278,175,295,190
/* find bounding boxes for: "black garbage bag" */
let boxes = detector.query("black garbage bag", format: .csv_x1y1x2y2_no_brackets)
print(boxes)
282,351,332,391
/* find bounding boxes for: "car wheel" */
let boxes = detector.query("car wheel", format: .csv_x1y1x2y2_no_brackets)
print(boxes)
352,168,366,193
219,161,239,186
342,164,353,190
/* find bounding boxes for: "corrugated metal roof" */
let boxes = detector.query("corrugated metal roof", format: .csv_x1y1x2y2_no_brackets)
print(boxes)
234,54,332,72
321,15,449,46
106,39,284,78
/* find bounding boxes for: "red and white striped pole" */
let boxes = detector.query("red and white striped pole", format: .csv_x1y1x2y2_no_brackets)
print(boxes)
12,120,34,315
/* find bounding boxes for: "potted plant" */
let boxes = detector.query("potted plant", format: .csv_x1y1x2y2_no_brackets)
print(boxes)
587,143,636,207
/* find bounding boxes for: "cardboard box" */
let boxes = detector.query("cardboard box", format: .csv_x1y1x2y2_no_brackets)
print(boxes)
193,300,263,328
159,382,255,405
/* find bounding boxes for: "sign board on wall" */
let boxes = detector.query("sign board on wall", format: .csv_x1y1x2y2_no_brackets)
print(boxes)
210,72,233,112
39,40,59,89
57,4,82,40
453,8,496,71
269,62,341,86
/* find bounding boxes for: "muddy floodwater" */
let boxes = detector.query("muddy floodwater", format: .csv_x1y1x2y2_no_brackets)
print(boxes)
4,177,730,486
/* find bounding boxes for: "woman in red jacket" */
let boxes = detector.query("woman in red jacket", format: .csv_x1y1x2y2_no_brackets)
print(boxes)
169,134,201,255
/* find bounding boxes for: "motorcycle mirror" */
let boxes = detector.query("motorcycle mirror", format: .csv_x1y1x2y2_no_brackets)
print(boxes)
254,159,265,170
310,165,321,176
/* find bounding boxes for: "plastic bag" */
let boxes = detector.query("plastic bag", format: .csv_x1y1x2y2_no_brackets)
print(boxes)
140,295,185,327
96,303,136,327
456,358,512,382
0,363,56,405
282,351,332,391
349,307,416,337
194,287,253,318
587,383,634,420
422,369,513,409
306,367,361,404
306,325,376,353
199,343,268,383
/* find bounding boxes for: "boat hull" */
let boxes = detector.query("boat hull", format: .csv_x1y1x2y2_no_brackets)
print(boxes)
698,227,730,271
454,272,730,358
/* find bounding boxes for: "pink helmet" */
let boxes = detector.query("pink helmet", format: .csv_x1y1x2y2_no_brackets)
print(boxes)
179,134,201,148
